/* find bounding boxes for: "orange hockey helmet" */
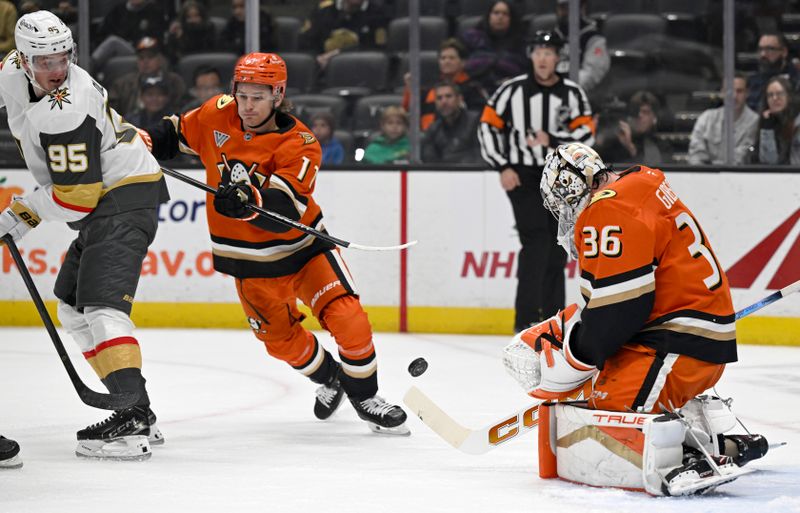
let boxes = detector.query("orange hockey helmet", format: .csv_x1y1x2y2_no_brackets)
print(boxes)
232,52,287,100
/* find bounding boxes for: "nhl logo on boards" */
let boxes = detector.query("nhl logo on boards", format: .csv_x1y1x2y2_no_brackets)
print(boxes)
214,130,229,148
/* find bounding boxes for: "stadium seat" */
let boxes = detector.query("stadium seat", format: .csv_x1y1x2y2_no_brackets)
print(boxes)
603,49,650,99
352,94,404,135
332,130,355,164
393,0,448,17
588,0,644,15
274,16,301,52
522,0,557,15
529,13,557,36
177,53,239,88
458,0,489,17
392,51,440,92
603,13,667,50
282,52,317,94
321,51,390,97
101,55,138,87
456,15,482,36
663,13,704,43
657,0,711,15
291,94,349,127
387,17,449,52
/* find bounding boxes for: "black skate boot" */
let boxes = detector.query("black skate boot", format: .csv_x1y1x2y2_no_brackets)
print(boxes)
314,364,345,420
145,408,165,445
0,436,22,469
76,406,154,461
723,434,769,466
349,395,410,436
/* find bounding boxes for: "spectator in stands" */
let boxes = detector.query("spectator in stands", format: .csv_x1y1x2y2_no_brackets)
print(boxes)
746,32,800,111
402,38,487,131
181,66,224,112
125,75,173,130
109,37,186,118
91,0,167,73
311,111,345,165
614,91,672,164
0,0,17,56
18,1,39,15
754,76,800,165
300,0,388,55
552,0,609,92
53,1,77,25
363,106,409,164
421,82,481,163
459,0,528,94
689,73,759,165
220,0,276,55
165,0,217,63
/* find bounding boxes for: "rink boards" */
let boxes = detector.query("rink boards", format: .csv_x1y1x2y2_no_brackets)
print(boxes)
0,168,798,344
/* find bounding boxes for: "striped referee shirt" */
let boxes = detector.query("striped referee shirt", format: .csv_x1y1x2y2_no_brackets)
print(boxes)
478,73,595,169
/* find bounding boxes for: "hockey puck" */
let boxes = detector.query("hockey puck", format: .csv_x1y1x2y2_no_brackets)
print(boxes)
408,357,428,377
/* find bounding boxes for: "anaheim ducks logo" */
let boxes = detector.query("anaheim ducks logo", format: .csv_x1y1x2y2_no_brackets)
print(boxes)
47,87,71,110
298,131,316,145
589,189,616,205
216,152,269,188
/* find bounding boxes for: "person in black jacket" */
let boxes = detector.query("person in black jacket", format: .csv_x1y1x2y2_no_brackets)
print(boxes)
90,0,167,72
421,81,481,163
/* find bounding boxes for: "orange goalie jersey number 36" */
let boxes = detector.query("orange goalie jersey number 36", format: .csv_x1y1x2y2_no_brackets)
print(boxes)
572,166,737,412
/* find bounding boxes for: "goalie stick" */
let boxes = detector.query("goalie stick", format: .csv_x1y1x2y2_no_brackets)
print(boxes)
405,280,800,454
3,235,140,410
161,166,417,252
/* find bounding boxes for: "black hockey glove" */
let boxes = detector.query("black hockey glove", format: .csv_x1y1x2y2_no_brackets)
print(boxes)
214,182,261,220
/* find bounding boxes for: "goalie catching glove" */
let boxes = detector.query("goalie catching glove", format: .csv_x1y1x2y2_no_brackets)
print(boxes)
213,182,262,221
503,303,596,400
0,198,40,245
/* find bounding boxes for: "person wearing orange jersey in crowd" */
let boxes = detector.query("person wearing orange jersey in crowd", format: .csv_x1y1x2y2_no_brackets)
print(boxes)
138,52,409,435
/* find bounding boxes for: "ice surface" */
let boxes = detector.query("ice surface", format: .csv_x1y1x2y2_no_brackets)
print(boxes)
1,328,798,513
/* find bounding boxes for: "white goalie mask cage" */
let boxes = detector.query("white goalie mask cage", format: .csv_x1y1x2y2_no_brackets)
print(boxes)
540,143,607,259
14,11,76,92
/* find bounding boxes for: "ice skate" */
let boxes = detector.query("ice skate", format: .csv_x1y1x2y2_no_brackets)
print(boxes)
76,406,156,461
0,436,22,469
145,407,165,445
350,395,410,436
314,364,345,420
662,449,752,496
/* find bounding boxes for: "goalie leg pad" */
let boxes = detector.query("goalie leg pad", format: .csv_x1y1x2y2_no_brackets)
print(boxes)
679,395,737,457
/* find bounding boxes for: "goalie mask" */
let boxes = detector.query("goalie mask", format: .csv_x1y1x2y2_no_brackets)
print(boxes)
15,11,75,93
540,143,607,259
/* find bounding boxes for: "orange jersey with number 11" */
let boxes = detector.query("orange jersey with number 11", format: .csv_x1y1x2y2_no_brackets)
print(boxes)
574,166,736,366
177,94,332,278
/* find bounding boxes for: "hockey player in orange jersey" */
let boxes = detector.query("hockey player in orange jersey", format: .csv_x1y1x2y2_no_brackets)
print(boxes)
501,143,770,495
139,53,408,435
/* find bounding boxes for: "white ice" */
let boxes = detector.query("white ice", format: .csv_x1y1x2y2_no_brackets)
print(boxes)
1,328,799,513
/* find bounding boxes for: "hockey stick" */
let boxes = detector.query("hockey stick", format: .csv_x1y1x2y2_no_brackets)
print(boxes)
160,166,417,252
405,282,800,455
2,235,140,410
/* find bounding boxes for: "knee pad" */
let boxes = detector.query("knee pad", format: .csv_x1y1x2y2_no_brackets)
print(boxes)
320,296,373,360
56,300,93,351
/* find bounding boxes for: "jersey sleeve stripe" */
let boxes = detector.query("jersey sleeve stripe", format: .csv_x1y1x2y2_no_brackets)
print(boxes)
268,174,309,215
640,318,736,341
479,105,504,129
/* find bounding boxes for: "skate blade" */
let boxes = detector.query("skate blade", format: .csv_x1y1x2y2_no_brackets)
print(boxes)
148,424,166,446
76,435,152,461
367,422,411,436
0,455,22,469
668,467,754,496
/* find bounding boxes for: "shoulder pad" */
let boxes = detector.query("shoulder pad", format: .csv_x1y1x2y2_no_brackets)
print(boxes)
216,94,235,109
588,189,616,206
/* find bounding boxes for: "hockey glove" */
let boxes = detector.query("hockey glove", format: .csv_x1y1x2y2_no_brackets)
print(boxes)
0,198,40,246
213,182,261,221
519,303,596,400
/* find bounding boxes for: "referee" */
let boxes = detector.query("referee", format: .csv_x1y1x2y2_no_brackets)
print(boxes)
478,30,594,333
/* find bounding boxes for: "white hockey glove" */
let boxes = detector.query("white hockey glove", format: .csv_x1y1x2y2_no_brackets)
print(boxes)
0,198,40,245
503,303,596,400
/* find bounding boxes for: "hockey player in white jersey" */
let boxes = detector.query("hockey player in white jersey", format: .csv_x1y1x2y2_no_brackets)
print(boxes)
0,11,168,460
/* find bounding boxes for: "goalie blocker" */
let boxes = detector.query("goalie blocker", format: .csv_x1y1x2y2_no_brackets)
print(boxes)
537,397,769,496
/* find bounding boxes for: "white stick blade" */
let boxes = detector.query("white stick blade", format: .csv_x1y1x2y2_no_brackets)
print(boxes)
403,386,470,449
